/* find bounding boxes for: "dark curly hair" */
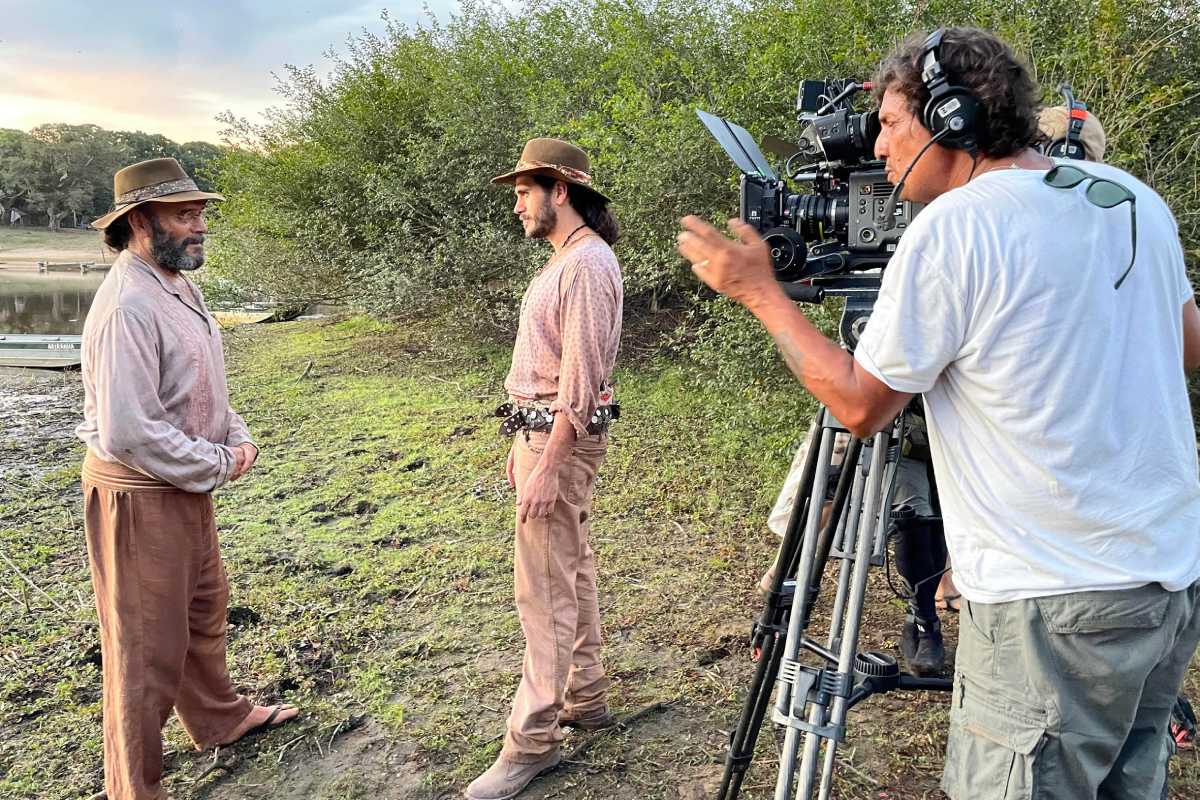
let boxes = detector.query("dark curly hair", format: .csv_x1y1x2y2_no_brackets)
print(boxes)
531,175,620,246
872,27,1040,159
102,214,133,252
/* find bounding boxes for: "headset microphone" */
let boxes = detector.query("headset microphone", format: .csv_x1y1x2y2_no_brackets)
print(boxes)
879,29,981,230
878,127,950,230
1044,83,1088,159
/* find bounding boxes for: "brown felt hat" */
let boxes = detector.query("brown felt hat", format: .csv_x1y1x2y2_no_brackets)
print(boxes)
91,157,224,230
491,138,610,203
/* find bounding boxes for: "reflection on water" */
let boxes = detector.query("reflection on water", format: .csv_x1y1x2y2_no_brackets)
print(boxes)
0,273,106,335
0,271,343,336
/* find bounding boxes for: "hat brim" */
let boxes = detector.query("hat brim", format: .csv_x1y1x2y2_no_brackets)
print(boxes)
91,190,225,230
491,166,610,204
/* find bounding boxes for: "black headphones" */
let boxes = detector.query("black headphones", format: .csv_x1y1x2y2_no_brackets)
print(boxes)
920,28,982,152
1043,83,1088,159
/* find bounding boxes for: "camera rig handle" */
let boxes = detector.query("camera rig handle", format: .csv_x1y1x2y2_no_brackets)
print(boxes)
783,283,825,304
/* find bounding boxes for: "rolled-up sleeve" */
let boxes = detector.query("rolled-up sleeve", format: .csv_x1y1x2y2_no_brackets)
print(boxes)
90,309,235,493
549,256,619,436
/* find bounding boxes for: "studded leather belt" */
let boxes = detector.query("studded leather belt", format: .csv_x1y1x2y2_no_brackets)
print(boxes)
495,401,619,437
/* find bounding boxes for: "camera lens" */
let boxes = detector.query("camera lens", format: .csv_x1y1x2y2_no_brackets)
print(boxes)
793,194,847,240
805,108,880,164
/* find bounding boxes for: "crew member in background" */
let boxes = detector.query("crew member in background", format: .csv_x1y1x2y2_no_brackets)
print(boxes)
762,410,946,678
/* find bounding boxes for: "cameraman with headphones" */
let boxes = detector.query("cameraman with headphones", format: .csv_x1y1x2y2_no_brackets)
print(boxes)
930,92,1110,611
679,26,1200,799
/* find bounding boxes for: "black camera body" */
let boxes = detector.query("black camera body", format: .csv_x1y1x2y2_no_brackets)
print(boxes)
698,79,923,348
740,168,917,282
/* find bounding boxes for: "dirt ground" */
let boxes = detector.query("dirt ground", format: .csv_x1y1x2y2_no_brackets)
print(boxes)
2,319,1197,800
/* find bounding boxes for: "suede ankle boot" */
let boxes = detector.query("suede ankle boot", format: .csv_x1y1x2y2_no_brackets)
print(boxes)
465,750,561,800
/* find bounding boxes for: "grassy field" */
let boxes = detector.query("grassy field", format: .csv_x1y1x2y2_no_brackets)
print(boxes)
1,316,1197,800
0,227,107,267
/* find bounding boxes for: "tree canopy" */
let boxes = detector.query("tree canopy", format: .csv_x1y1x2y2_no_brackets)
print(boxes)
0,124,222,229
204,0,1200,327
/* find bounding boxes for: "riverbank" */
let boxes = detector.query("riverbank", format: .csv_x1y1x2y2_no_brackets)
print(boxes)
2,316,1197,800
0,227,107,270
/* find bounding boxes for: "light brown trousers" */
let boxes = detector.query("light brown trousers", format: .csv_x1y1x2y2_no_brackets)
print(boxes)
82,453,250,800
502,431,611,762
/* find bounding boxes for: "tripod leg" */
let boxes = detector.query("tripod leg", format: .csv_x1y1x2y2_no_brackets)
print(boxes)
816,438,886,798
716,414,827,800
817,430,899,800
822,440,868,651
716,630,783,799
776,429,892,800
772,421,840,799
798,436,862,627
768,418,825,608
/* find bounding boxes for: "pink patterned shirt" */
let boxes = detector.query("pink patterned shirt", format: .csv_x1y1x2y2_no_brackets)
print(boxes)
504,235,623,436
76,250,253,493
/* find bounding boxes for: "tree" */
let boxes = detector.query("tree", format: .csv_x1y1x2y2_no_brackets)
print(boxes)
0,124,221,229
0,128,35,224
20,124,122,229
178,141,224,191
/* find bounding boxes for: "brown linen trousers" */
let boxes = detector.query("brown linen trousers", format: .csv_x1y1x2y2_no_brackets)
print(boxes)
502,430,611,761
82,453,251,800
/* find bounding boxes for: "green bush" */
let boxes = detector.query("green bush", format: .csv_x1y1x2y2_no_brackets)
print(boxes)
204,0,1200,385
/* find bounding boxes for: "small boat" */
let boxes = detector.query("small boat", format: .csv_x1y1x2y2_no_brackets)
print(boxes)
209,303,306,328
0,333,83,368
80,263,111,274
211,310,276,328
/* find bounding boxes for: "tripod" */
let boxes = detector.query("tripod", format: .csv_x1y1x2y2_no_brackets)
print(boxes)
717,405,953,800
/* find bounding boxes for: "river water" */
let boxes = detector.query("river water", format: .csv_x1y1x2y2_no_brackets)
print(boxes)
0,271,341,337
0,272,105,335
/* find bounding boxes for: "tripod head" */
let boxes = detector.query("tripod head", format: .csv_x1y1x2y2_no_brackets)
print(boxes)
782,272,880,351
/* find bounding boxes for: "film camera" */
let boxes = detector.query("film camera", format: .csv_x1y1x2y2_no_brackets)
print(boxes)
698,79,924,348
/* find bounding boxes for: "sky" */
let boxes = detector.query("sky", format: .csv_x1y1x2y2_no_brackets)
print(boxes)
0,1,501,144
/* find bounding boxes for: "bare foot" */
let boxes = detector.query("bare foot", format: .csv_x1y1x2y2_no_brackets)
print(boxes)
218,703,299,746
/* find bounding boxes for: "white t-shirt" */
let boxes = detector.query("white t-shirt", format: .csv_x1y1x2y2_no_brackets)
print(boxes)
854,162,1200,603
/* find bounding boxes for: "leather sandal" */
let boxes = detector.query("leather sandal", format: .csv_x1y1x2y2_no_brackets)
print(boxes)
218,704,299,746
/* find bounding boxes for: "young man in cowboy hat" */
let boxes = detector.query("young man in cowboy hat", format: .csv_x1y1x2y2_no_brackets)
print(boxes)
79,158,297,800
467,139,623,800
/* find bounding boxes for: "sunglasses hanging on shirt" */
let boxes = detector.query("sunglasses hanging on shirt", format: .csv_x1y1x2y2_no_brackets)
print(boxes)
1043,164,1138,289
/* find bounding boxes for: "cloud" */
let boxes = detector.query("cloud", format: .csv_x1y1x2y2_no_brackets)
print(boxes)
0,0,476,142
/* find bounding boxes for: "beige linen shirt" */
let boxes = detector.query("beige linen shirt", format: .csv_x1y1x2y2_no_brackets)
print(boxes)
76,250,253,493
504,235,623,436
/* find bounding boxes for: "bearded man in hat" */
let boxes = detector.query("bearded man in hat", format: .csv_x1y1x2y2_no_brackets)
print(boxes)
466,139,623,800
79,158,298,800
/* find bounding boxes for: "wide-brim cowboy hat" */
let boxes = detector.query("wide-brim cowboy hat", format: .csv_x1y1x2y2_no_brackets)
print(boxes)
491,138,611,204
91,157,225,230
